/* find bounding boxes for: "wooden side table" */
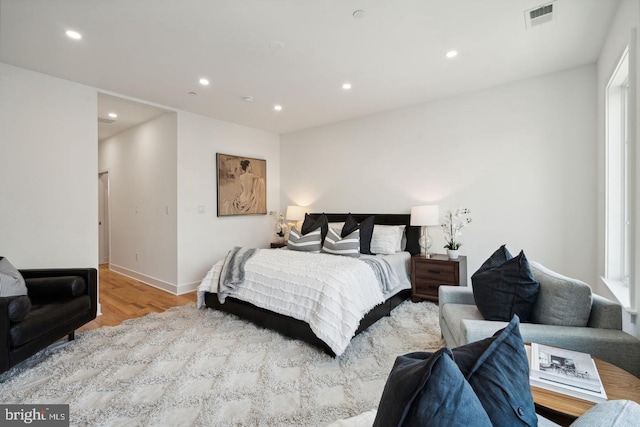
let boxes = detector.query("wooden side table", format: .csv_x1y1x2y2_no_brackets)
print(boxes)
410,254,467,303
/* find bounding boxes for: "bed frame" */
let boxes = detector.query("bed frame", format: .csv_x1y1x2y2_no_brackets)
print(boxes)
204,213,420,356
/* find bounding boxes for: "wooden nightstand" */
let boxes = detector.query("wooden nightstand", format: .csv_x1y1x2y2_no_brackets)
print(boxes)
411,254,467,303
270,242,287,248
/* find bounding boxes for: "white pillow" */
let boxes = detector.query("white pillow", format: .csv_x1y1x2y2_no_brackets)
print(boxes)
370,225,405,254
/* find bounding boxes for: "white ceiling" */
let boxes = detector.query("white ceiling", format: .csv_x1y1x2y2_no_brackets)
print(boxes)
97,93,173,141
0,0,620,137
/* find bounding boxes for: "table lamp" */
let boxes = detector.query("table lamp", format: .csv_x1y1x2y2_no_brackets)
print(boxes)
285,205,307,231
410,205,440,257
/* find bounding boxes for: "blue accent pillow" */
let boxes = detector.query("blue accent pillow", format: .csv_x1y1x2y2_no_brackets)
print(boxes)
452,315,538,427
373,348,492,427
473,244,513,276
472,248,540,322
342,214,375,254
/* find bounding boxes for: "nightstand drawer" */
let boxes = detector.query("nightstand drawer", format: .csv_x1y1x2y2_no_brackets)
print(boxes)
413,263,456,282
415,280,446,294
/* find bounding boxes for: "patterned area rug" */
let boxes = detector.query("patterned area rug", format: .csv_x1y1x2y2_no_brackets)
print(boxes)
0,300,444,426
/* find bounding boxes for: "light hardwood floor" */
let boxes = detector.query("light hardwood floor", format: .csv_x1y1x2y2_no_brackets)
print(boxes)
77,264,197,333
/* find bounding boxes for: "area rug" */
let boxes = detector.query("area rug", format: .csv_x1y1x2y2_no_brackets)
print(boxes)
0,300,445,427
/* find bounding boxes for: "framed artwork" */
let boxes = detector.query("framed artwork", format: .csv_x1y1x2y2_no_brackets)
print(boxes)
216,153,267,216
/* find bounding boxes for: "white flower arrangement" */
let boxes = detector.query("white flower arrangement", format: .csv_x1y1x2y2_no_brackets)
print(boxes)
269,211,287,237
441,208,472,250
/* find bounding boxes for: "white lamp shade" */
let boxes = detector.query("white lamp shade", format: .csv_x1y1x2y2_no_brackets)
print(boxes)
285,205,306,221
410,205,440,226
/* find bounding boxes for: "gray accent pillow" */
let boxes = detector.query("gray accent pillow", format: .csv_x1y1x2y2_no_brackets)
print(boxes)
529,261,592,327
0,257,28,297
287,227,322,252
322,228,360,257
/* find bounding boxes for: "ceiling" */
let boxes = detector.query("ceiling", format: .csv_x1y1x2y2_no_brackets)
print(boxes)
0,0,620,138
97,93,173,141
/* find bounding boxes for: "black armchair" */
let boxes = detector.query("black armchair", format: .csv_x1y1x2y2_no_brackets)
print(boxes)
1,268,97,374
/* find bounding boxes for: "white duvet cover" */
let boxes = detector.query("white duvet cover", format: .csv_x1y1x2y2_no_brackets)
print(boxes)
197,249,406,355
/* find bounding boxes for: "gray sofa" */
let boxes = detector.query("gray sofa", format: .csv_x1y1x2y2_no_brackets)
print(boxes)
326,400,640,427
439,261,640,378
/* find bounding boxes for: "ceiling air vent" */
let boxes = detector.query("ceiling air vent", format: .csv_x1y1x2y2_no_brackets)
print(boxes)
525,1,555,29
98,117,116,124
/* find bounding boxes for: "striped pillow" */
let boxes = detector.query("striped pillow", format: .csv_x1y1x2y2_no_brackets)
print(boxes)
322,228,360,257
287,227,322,252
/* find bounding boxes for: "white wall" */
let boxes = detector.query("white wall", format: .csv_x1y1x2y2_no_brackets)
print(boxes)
0,62,98,269
281,65,597,286
176,111,280,291
596,0,640,337
98,109,280,294
98,113,179,291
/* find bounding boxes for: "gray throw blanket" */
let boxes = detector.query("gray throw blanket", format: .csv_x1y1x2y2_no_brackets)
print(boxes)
218,246,257,303
360,257,396,293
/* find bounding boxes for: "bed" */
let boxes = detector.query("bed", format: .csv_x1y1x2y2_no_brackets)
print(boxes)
199,213,420,356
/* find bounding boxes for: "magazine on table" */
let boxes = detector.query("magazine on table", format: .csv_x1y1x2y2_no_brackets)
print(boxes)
527,343,607,404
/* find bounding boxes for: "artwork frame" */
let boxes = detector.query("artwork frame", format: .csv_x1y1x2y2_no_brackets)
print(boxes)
216,153,267,217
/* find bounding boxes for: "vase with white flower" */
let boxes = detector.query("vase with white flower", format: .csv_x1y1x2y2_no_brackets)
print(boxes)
441,207,472,259
270,211,287,243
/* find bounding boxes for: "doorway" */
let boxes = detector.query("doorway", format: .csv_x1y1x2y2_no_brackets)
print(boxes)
98,171,110,265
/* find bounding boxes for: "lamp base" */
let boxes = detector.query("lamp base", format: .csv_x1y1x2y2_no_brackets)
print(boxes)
419,227,434,258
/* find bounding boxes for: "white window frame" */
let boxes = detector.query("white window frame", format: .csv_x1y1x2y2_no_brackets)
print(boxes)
603,46,632,308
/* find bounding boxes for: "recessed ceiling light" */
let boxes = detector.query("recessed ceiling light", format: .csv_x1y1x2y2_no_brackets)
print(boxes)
269,41,285,51
199,78,210,86
108,112,118,119
274,105,283,111
353,10,366,19
445,50,458,59
65,30,82,40
342,83,352,90
188,91,198,96
242,96,254,103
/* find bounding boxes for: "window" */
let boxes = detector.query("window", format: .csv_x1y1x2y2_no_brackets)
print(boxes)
604,47,631,306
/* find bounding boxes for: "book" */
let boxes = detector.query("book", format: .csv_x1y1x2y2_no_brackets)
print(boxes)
527,343,608,404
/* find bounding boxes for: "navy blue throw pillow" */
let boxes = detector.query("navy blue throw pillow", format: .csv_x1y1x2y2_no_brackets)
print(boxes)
472,244,513,278
341,214,375,254
373,348,492,427
472,249,540,322
451,315,538,427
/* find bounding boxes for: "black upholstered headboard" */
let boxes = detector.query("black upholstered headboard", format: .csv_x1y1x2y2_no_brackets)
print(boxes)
308,213,421,256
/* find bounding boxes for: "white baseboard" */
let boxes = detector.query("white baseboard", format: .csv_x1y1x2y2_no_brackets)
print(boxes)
106,264,198,296
177,281,199,295
109,264,178,295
